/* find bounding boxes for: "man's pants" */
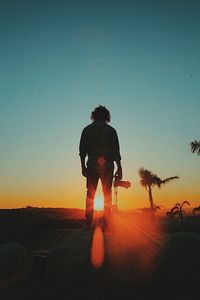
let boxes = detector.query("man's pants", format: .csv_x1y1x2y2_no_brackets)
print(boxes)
85,167,114,226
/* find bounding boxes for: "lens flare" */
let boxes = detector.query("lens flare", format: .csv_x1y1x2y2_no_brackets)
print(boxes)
103,212,165,280
91,226,104,268
97,156,106,166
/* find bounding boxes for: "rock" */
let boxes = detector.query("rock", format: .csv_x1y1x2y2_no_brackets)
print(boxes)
30,252,48,281
0,242,32,279
46,229,94,286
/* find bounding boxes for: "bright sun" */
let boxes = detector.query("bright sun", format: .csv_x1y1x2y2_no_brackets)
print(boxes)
94,196,104,211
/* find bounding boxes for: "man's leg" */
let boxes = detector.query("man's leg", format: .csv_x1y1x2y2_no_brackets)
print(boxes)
101,169,114,228
85,169,99,228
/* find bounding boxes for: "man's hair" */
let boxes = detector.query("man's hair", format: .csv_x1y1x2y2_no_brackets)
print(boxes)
91,105,111,122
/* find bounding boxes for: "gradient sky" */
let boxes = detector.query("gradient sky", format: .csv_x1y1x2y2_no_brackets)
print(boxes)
0,0,199,210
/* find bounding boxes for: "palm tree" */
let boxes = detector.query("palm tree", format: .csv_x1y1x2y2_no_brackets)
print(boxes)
138,168,179,210
191,140,200,155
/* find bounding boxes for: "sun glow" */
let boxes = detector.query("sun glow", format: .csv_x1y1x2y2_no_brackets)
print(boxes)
94,196,104,211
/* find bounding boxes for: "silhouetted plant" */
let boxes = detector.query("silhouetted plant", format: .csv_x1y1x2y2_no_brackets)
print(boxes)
193,205,200,216
138,168,179,210
142,204,160,215
191,140,200,155
153,205,161,211
167,201,190,222
159,205,166,210
175,201,190,222
166,205,180,222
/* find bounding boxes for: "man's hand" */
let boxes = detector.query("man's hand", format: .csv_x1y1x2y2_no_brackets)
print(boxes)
82,166,87,177
80,156,87,177
114,166,122,181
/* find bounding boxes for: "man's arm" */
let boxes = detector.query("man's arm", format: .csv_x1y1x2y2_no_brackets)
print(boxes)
80,156,87,177
79,128,87,177
115,159,122,180
112,129,122,180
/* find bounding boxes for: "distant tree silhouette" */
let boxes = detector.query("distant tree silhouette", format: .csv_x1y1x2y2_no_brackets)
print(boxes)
138,168,179,210
191,140,200,155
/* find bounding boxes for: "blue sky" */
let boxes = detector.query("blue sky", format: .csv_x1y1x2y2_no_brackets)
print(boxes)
0,0,199,209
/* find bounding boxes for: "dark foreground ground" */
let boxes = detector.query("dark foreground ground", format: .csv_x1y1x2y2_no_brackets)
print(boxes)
1,207,200,299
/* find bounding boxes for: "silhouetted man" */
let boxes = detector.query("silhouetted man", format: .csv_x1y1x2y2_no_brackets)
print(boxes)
79,105,122,230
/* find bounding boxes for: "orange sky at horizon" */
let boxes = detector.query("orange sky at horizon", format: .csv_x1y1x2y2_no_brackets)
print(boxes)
1,176,199,210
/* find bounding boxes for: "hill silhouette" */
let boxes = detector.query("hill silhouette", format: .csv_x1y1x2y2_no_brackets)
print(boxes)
1,208,200,299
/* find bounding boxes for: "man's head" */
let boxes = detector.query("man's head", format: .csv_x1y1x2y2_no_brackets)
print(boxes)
91,105,111,123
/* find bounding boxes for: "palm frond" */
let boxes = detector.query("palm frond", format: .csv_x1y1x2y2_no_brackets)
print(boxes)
181,209,186,216
138,168,154,188
181,201,190,208
171,205,179,214
191,140,200,155
173,210,181,217
153,205,160,211
162,176,179,184
152,174,162,188
138,167,164,188
159,205,166,210
193,206,200,216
